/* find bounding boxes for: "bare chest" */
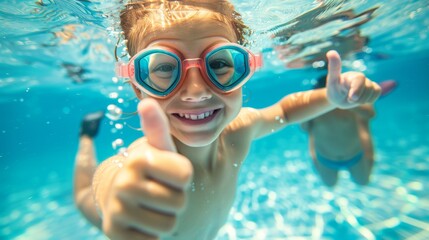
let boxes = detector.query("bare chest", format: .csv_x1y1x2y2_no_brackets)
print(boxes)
170,157,239,239
311,111,362,158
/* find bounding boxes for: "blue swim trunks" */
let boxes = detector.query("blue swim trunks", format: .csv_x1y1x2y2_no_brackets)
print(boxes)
316,151,364,170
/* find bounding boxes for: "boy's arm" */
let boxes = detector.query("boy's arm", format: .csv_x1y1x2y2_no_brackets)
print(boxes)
244,50,381,139
244,88,334,139
92,155,123,219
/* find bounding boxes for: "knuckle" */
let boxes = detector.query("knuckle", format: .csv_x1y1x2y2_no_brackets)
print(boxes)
347,72,365,81
179,169,193,185
126,151,146,169
103,215,124,239
109,199,126,218
125,151,157,174
172,191,186,211
125,142,156,169
142,180,157,194
159,215,177,233
178,157,194,182
350,71,364,78
114,171,134,191
374,82,382,93
102,218,113,234
356,72,365,79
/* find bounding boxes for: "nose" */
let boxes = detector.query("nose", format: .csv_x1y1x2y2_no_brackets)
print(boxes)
179,68,212,102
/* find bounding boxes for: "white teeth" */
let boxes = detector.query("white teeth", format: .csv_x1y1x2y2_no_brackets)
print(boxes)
178,110,215,120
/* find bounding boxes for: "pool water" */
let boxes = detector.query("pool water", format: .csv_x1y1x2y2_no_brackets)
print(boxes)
1,0,429,239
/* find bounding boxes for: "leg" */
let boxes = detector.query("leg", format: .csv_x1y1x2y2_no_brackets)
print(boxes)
308,136,339,187
348,120,374,185
73,112,104,228
348,156,373,185
313,157,339,187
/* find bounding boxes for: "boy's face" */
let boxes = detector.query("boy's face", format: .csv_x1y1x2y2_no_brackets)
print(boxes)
133,18,242,147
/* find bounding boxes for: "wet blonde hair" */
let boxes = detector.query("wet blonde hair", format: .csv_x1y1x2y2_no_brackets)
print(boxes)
120,0,251,56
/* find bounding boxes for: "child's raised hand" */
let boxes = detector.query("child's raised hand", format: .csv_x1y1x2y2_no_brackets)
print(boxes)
326,50,381,109
102,98,193,239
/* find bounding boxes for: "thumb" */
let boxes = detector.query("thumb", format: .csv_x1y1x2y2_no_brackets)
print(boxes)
138,98,177,152
326,50,342,87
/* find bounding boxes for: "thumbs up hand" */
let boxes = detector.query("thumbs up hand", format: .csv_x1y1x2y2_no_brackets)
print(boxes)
102,98,193,240
326,50,381,109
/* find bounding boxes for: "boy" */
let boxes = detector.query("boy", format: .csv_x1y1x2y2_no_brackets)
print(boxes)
301,76,397,186
74,1,381,239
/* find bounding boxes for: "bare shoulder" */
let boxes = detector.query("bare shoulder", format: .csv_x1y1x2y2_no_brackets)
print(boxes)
225,107,261,134
222,107,261,145
220,108,260,163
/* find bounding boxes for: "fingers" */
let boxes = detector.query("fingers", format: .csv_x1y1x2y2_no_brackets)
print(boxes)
347,73,365,102
108,160,190,238
127,147,193,190
326,50,342,87
119,180,186,214
116,201,177,236
138,98,177,152
361,81,381,103
346,73,382,104
106,222,160,240
326,50,381,108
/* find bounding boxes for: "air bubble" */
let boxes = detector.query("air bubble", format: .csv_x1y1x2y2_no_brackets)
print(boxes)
352,60,367,71
312,61,325,68
109,92,119,99
106,104,122,121
112,138,124,150
113,159,123,168
275,116,284,124
120,148,129,157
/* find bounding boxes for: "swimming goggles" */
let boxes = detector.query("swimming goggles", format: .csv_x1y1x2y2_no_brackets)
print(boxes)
116,43,262,98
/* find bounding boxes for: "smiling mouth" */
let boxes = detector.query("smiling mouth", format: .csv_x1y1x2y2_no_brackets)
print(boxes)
172,109,221,123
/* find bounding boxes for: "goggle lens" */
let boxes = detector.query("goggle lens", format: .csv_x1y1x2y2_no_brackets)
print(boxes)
135,51,181,96
206,47,248,91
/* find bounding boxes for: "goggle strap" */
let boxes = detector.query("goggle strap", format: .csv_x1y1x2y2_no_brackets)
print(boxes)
255,54,263,69
115,62,131,78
